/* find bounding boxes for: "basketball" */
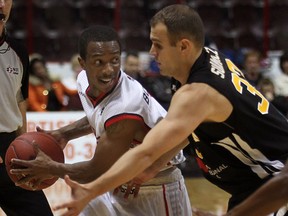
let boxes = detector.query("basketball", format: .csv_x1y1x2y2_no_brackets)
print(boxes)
5,131,65,191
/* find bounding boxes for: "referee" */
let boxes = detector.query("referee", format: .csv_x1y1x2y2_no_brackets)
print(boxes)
0,0,53,215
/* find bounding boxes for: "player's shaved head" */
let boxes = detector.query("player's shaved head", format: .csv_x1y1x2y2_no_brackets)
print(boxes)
150,4,205,49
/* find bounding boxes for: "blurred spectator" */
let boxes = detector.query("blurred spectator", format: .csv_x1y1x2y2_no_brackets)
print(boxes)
273,51,288,97
258,78,288,117
123,51,147,85
143,59,172,110
28,55,77,112
124,52,172,110
124,51,141,79
61,54,83,111
243,50,264,87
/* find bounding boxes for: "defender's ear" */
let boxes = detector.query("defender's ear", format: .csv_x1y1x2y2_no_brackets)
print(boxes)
179,39,193,52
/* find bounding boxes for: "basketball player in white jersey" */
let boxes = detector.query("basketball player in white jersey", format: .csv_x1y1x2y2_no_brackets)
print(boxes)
10,25,192,216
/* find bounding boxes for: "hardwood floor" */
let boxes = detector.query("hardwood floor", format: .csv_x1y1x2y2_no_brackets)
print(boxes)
185,177,231,215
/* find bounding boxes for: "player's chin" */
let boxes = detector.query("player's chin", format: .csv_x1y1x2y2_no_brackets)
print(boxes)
99,81,117,93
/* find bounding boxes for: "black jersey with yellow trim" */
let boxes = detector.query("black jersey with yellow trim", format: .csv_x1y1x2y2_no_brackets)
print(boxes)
180,47,288,209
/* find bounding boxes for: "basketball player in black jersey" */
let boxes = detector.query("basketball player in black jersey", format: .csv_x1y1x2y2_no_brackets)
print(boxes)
53,4,288,216
0,0,53,215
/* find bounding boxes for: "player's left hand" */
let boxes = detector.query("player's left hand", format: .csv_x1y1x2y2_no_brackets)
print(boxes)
53,175,91,216
113,180,141,199
113,167,157,199
0,156,2,163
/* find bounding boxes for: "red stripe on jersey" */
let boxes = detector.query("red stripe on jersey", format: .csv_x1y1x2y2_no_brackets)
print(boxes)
86,86,107,107
85,73,120,107
195,157,208,173
105,114,143,128
162,184,170,216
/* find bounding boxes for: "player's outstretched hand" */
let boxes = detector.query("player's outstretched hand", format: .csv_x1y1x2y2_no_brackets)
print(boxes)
53,175,91,216
36,126,68,149
0,156,2,163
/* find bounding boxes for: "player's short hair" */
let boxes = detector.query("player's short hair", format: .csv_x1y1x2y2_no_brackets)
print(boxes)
150,4,205,49
78,25,121,60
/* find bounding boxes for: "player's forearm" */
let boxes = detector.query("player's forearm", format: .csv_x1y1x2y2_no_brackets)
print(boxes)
226,173,288,216
86,118,183,198
145,139,189,175
87,147,154,198
51,161,96,184
58,116,92,141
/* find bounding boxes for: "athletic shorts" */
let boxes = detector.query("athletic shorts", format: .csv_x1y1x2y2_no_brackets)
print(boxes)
80,169,192,216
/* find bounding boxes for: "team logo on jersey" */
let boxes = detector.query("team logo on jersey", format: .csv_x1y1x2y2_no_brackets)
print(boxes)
6,66,19,75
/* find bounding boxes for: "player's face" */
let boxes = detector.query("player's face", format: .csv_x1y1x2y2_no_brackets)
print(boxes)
80,41,121,98
149,23,182,77
0,0,12,33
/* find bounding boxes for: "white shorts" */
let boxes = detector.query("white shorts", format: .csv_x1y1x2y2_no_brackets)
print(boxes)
80,168,192,216
79,192,117,216
112,176,192,216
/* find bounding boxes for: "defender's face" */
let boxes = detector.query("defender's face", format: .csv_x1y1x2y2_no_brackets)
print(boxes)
149,23,181,77
80,41,121,98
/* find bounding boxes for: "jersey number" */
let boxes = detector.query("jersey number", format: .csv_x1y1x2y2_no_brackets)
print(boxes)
225,59,269,114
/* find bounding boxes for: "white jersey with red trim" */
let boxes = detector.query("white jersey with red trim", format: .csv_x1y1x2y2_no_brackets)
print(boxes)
77,70,190,216
77,70,166,142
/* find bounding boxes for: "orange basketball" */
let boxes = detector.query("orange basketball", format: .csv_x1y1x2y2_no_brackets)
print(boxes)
5,132,64,190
